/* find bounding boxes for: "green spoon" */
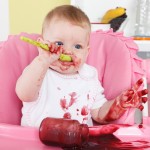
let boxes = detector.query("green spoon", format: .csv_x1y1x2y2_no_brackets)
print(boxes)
20,36,72,62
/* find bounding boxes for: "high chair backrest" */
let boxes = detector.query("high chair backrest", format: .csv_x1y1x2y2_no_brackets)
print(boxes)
0,32,39,125
87,30,147,124
0,30,147,125
87,30,145,100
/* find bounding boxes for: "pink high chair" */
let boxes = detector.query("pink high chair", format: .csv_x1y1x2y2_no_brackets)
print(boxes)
0,30,149,125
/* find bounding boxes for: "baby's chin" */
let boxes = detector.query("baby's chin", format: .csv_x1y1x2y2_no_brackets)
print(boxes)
50,66,78,75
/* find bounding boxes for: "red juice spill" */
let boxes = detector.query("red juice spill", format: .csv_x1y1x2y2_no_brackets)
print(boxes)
63,134,150,150
139,124,143,128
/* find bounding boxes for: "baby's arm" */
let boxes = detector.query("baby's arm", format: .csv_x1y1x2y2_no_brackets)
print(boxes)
16,54,50,102
91,78,148,124
16,39,63,102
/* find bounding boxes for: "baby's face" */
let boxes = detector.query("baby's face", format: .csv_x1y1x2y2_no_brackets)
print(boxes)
42,18,90,74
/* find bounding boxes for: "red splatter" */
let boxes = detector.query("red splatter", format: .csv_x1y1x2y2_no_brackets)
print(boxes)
49,44,62,54
83,117,88,121
138,124,143,128
139,105,144,111
87,134,150,149
60,98,68,110
89,124,119,136
82,117,88,124
63,112,71,119
81,106,89,116
69,92,77,97
70,55,81,67
69,92,77,107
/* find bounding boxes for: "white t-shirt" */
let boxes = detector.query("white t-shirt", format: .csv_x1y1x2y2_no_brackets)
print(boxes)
21,64,107,127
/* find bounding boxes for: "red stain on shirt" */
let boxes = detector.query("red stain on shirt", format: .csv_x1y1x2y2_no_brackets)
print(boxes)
83,117,88,121
60,92,77,111
69,92,77,107
81,106,89,116
63,112,71,119
60,98,68,110
82,117,88,124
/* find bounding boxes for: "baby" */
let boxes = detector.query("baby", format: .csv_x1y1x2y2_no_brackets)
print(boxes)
16,5,148,127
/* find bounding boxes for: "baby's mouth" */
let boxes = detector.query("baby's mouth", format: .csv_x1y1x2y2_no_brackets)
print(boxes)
59,54,72,62
59,59,74,66
59,53,73,62
59,53,80,67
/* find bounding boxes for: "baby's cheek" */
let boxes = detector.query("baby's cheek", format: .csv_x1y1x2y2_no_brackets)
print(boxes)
74,58,82,67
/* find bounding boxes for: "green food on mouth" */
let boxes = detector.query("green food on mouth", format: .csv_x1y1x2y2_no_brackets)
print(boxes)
59,54,72,62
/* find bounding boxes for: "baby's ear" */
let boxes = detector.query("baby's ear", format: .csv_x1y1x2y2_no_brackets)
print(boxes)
85,45,90,59
87,45,90,54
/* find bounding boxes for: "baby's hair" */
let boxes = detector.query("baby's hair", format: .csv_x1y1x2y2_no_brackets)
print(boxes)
42,5,91,34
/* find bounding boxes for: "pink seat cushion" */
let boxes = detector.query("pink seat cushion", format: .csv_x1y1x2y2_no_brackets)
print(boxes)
0,32,39,124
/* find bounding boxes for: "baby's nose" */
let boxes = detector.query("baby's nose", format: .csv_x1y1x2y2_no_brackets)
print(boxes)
63,46,71,54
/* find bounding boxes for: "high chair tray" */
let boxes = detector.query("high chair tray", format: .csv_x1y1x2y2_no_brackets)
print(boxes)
0,123,61,150
0,117,150,150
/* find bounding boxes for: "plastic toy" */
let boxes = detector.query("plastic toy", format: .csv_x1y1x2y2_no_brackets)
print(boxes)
101,7,127,31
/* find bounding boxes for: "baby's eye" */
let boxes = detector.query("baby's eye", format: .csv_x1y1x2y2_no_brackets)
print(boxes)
55,41,63,46
74,44,82,49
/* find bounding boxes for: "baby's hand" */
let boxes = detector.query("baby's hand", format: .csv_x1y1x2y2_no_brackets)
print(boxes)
118,78,148,111
38,42,63,64
49,43,63,61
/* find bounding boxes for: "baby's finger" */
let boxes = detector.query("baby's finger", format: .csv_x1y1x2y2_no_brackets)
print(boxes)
138,89,148,97
124,89,134,96
58,46,64,54
132,78,143,91
54,46,61,54
38,47,49,55
141,97,148,103
49,43,56,52
138,104,144,111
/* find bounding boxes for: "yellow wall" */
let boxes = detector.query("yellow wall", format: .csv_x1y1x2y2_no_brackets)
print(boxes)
9,0,70,34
